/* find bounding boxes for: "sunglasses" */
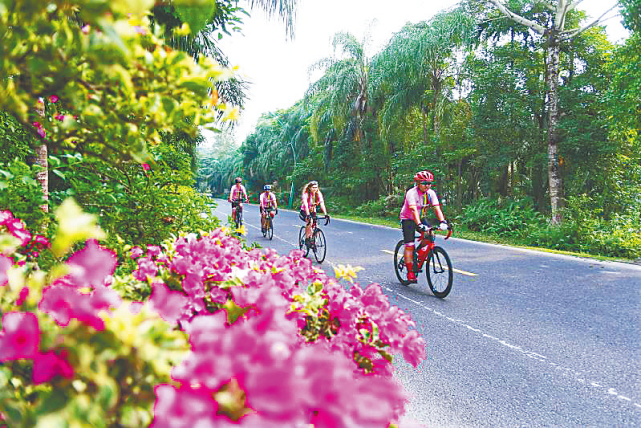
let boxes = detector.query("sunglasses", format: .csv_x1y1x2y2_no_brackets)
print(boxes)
419,181,433,185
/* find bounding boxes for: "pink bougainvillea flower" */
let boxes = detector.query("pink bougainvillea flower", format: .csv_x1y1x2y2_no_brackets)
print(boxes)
32,350,74,384
147,245,162,258
49,95,59,103
6,218,32,246
133,256,159,281
129,246,144,259
67,240,117,288
142,163,150,171
0,312,40,361
0,210,13,225
54,114,65,121
151,384,218,428
39,285,121,330
32,235,50,248
149,281,188,324
0,255,11,287
16,287,29,306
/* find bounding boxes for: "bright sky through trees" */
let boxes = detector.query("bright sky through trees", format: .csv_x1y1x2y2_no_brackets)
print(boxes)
213,0,628,145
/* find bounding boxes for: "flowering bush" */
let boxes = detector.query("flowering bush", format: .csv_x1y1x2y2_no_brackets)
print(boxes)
0,201,426,427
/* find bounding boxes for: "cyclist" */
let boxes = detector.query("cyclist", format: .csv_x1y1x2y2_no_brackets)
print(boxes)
299,180,329,245
228,177,248,224
399,170,448,283
259,184,278,233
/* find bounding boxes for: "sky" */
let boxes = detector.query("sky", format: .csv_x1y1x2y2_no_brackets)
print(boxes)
211,0,628,146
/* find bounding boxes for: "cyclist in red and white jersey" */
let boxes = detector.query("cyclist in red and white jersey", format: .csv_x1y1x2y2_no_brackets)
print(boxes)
299,180,329,244
259,184,278,233
400,170,448,283
228,177,248,224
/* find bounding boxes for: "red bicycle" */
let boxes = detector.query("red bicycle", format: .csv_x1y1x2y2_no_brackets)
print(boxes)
393,225,453,298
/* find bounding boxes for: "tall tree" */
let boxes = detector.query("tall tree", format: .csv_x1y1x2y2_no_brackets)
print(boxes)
482,0,620,223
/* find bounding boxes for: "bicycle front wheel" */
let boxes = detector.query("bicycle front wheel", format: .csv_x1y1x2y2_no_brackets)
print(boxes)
312,228,326,263
393,240,411,286
426,246,453,298
298,226,309,257
267,218,273,240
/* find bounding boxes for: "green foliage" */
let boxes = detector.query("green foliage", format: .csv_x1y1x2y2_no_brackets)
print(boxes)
48,144,219,249
526,194,641,259
0,0,235,164
457,197,545,237
0,159,50,231
0,111,37,161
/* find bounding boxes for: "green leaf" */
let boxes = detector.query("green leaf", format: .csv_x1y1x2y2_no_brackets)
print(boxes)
52,169,66,180
174,2,217,35
36,389,69,415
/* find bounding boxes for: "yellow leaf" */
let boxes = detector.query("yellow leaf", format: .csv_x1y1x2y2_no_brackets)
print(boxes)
51,198,106,257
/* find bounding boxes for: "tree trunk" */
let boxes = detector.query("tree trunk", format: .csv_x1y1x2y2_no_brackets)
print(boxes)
457,159,463,212
36,144,49,213
545,30,564,224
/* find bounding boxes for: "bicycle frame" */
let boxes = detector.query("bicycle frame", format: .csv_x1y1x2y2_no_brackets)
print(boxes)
414,227,452,269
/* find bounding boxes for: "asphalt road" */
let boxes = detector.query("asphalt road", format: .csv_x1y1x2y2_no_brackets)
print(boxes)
211,200,641,427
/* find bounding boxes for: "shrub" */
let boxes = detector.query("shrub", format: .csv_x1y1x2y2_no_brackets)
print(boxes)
457,198,545,238
0,203,428,427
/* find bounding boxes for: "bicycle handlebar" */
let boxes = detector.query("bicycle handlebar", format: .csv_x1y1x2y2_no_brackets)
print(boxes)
419,225,452,241
315,215,330,226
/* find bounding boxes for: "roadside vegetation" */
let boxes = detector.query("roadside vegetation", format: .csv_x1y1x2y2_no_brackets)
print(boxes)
200,0,640,262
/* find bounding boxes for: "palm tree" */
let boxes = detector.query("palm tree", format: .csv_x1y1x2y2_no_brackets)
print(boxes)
305,30,373,151
370,9,476,145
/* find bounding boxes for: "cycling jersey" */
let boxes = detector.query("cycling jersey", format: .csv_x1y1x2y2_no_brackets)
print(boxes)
301,190,324,216
260,191,277,210
399,186,440,221
229,184,248,202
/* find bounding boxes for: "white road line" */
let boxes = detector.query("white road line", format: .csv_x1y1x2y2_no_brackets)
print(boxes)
383,285,640,413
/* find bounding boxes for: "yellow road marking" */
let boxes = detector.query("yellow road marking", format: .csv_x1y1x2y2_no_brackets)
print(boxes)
381,249,477,277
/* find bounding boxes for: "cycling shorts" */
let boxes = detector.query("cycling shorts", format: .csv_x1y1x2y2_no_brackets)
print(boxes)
231,201,241,208
401,219,430,244
299,210,316,222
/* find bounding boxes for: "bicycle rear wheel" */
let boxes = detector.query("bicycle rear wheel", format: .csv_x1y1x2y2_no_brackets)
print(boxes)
267,217,273,240
298,226,309,257
426,246,453,298
312,228,326,263
393,240,411,286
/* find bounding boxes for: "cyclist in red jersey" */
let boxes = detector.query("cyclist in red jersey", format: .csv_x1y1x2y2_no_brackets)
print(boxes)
228,177,248,224
399,170,448,283
299,181,329,244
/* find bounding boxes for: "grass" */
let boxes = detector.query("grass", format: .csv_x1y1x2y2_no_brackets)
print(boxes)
329,213,636,264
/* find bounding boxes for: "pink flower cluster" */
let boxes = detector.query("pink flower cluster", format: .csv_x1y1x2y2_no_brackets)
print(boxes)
1,212,427,427
128,229,427,426
154,289,407,428
0,210,49,263
0,226,120,385
0,312,73,384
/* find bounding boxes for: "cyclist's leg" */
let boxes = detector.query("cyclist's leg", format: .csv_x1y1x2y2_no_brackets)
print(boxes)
401,220,418,282
305,212,316,240
231,202,237,221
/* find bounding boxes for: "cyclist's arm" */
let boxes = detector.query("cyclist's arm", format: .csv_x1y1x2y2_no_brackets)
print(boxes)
271,193,278,209
409,205,422,226
301,194,310,216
